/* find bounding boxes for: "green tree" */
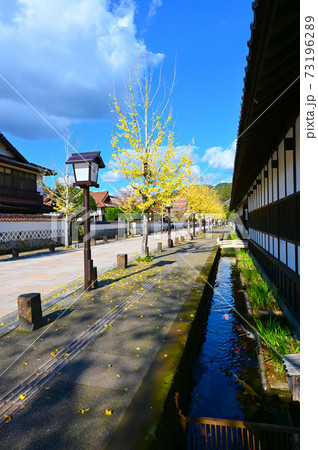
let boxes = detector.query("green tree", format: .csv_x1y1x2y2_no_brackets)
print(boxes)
105,207,120,221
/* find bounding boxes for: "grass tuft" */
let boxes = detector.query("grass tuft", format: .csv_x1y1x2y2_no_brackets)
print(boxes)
237,250,279,310
254,316,300,373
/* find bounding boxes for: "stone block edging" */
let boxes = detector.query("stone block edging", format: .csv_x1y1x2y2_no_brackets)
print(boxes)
107,240,222,450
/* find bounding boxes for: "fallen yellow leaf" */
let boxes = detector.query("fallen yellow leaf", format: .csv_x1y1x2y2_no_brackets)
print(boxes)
105,409,113,415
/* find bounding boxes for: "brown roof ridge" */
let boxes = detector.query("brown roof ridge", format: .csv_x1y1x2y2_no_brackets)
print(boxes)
0,213,64,222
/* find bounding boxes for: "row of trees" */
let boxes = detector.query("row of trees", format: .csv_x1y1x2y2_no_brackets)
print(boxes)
45,63,225,254
109,62,224,255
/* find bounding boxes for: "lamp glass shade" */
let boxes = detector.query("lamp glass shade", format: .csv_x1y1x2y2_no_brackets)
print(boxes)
74,162,90,183
91,162,99,183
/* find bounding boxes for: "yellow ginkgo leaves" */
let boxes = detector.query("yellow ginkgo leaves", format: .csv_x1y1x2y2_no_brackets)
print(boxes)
78,408,90,414
105,409,113,416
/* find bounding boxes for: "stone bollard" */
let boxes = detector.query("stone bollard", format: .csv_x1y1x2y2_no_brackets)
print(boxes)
18,293,43,331
103,236,108,243
124,234,128,239
12,248,19,258
91,238,96,246
175,237,179,245
115,235,118,241
48,242,55,252
117,253,128,270
181,236,185,242
157,242,162,252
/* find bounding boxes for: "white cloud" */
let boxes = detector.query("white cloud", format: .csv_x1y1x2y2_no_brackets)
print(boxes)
190,164,201,178
147,0,163,23
118,185,135,196
0,0,164,139
201,140,236,172
100,169,125,183
56,175,75,185
189,165,218,185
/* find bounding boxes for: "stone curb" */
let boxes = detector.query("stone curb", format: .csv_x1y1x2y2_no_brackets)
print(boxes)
106,239,222,450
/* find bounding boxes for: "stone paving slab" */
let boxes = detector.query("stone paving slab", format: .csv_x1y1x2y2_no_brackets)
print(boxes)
0,232,223,449
0,229,190,319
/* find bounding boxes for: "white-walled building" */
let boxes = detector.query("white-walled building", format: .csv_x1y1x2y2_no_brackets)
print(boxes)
230,0,299,325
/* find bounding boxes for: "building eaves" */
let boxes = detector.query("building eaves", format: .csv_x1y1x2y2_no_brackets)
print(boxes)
230,0,299,210
0,155,56,176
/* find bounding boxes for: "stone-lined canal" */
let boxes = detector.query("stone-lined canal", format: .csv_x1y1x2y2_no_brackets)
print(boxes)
186,256,299,427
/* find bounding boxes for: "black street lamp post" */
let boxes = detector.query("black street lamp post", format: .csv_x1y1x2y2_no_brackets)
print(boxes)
66,152,105,291
193,212,196,237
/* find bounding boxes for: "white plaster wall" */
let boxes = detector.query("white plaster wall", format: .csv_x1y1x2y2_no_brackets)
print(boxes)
285,150,294,196
0,143,13,157
295,116,300,192
268,158,272,203
287,242,296,271
273,237,278,258
280,239,287,264
278,141,285,199
272,151,278,201
297,246,300,275
0,220,64,233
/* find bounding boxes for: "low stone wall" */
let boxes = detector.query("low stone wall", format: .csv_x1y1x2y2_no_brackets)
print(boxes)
0,216,65,255
0,236,64,254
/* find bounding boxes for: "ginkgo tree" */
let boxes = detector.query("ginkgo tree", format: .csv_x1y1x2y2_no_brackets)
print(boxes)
110,62,192,255
182,179,224,234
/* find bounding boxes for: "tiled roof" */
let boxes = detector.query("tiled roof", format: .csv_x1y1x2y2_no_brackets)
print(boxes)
90,191,109,207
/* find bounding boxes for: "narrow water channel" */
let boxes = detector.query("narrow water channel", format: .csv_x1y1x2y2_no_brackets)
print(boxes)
187,256,299,427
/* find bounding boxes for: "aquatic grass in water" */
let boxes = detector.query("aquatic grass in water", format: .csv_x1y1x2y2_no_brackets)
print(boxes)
254,316,300,373
237,250,279,310
246,280,274,310
241,267,262,284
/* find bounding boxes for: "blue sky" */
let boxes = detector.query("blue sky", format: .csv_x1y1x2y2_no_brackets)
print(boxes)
0,0,254,195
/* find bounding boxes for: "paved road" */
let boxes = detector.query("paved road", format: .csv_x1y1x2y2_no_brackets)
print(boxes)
0,236,220,449
0,229,190,319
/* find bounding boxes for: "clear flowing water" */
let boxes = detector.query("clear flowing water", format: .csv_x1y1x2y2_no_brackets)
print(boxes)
187,256,298,426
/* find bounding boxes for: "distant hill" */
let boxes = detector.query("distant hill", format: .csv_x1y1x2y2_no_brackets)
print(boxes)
213,182,232,204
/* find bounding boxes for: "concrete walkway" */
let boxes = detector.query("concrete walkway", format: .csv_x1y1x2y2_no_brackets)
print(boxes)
0,229,189,319
0,233,222,449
